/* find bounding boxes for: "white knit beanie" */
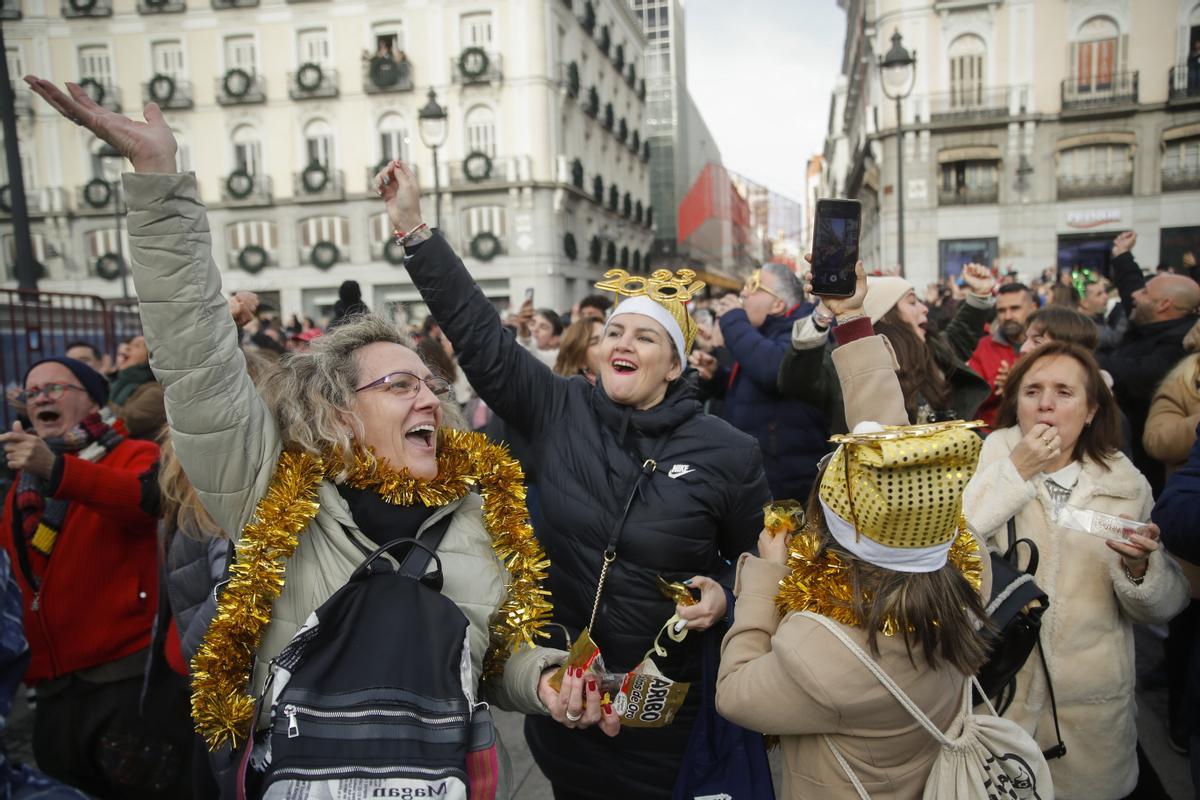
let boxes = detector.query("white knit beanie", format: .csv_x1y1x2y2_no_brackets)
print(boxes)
862,276,915,323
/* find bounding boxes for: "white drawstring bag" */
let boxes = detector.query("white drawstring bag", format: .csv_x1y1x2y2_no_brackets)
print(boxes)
798,612,1053,800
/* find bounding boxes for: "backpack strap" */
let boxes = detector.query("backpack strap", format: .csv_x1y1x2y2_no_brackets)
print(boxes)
398,512,455,579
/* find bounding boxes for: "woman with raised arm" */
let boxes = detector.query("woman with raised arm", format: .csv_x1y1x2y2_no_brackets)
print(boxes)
24,78,571,798
374,160,769,799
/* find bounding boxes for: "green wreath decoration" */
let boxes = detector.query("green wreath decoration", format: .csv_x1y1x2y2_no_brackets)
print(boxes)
470,232,501,262
563,232,577,261
78,78,105,106
296,62,324,92
458,47,489,80
69,0,98,11
95,253,123,281
0,185,10,213
310,241,339,270
301,162,329,194
147,74,176,104
238,244,268,274
83,178,112,209
383,238,407,265
225,169,254,200
222,68,252,99
463,151,494,183
369,56,408,89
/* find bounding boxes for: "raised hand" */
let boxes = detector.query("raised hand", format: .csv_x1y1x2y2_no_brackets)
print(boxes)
24,76,177,174
961,263,996,297
802,255,868,320
372,160,423,235
1112,231,1137,258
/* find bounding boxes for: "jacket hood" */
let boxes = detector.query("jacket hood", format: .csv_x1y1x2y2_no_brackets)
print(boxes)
591,377,701,444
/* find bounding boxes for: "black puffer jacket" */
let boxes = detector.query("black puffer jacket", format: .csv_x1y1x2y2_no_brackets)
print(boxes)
406,234,768,674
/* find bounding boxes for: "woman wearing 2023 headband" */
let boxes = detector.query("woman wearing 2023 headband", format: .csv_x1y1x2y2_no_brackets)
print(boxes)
375,159,770,798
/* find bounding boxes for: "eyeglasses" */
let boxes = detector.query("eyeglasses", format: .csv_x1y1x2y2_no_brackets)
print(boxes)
742,270,781,299
17,383,86,404
354,370,452,398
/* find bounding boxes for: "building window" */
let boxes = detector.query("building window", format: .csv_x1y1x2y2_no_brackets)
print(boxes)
226,220,278,253
372,21,406,58
86,228,122,260
1073,16,1120,93
299,216,350,249
465,106,496,158
464,205,505,238
939,160,997,204
1057,143,1132,196
378,112,409,165
224,34,257,72
370,212,391,244
297,28,332,67
939,238,997,280
172,129,191,173
460,12,494,49
948,34,985,109
151,39,185,78
303,119,334,168
78,45,113,84
1160,226,1200,269
5,47,25,79
1163,136,1200,190
232,124,261,175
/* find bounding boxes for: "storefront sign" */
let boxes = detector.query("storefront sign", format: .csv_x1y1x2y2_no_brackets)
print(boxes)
1065,209,1121,229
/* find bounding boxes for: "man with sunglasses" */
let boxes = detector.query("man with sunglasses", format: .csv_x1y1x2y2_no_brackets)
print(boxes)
0,357,168,798
690,263,829,502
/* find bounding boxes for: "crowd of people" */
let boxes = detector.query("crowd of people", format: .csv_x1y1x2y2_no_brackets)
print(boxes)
5,75,1200,800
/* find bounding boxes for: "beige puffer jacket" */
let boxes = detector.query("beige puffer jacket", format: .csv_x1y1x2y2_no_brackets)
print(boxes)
123,173,562,794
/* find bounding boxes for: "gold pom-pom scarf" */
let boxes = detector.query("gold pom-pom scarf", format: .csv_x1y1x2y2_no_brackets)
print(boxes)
190,429,552,750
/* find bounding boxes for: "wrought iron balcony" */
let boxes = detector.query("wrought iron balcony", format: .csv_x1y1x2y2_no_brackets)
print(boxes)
287,65,339,100
1061,70,1138,112
928,86,1020,122
1169,63,1200,103
212,0,257,6
78,79,121,112
215,70,266,105
0,187,68,216
448,156,523,188
1056,172,1133,200
938,184,999,206
451,50,503,85
292,168,344,202
221,172,273,206
362,57,414,94
137,0,185,12
0,0,21,20
62,0,111,17
142,76,193,110
1162,166,1200,192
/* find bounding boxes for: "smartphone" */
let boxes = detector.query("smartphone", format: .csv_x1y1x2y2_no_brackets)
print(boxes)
524,287,535,304
810,199,862,297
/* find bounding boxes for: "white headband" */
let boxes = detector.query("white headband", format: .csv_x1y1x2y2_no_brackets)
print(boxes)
605,296,687,366
819,496,954,573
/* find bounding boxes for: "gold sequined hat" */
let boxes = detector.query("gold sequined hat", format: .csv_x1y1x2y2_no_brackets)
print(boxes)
819,420,983,558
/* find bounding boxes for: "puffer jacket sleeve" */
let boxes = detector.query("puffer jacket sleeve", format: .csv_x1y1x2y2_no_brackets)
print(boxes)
1109,483,1189,625
777,317,838,414
719,445,771,579
404,235,569,441
963,430,1036,550
122,172,280,538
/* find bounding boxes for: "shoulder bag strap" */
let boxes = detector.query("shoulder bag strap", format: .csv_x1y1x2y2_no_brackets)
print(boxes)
1006,517,1016,560
1035,639,1068,760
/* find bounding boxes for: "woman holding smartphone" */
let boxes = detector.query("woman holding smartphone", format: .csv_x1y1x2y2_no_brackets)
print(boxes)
963,341,1188,799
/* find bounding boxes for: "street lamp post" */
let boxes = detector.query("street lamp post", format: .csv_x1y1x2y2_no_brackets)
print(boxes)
878,30,916,277
417,88,448,232
98,143,131,300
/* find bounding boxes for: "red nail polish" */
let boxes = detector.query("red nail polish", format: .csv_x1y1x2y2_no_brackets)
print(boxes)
602,703,613,715
587,678,597,693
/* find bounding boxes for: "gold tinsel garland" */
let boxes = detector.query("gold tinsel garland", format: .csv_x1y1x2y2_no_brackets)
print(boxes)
189,429,552,750
773,520,983,635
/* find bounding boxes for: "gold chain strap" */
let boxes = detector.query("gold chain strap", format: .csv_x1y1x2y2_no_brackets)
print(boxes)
586,458,657,633
588,550,617,631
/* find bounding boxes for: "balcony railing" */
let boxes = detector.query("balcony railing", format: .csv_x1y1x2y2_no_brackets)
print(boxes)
1056,172,1133,200
928,86,1023,122
0,0,21,20
1162,166,1200,192
142,77,193,110
212,0,257,5
292,168,344,202
78,79,121,112
1169,63,1200,103
938,184,999,206
447,156,529,188
62,0,111,17
287,65,339,100
362,57,414,94
221,172,273,206
137,0,185,12
0,187,68,216
1061,70,1138,112
215,70,266,105
450,50,503,85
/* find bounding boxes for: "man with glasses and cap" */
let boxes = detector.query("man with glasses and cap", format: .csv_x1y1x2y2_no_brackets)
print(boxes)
0,357,181,799
690,263,829,501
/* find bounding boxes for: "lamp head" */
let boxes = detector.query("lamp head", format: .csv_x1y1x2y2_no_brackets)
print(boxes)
879,30,917,100
418,88,448,148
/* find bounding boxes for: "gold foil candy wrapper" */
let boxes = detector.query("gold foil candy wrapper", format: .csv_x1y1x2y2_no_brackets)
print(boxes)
656,575,697,607
548,628,604,692
763,500,804,536
611,659,690,728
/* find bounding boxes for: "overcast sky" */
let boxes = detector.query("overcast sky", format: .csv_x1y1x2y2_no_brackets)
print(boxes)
683,0,846,203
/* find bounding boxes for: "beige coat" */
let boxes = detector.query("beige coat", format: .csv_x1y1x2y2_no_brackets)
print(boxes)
964,427,1189,799
718,333,990,799
1143,353,1200,478
123,173,562,797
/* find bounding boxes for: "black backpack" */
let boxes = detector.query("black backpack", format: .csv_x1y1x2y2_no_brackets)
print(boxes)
234,519,497,799
976,518,1066,760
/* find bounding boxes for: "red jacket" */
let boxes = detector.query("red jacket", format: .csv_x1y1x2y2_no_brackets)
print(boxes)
967,332,1018,428
1,439,159,685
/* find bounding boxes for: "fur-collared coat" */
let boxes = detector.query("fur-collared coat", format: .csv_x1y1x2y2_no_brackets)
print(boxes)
964,427,1189,799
